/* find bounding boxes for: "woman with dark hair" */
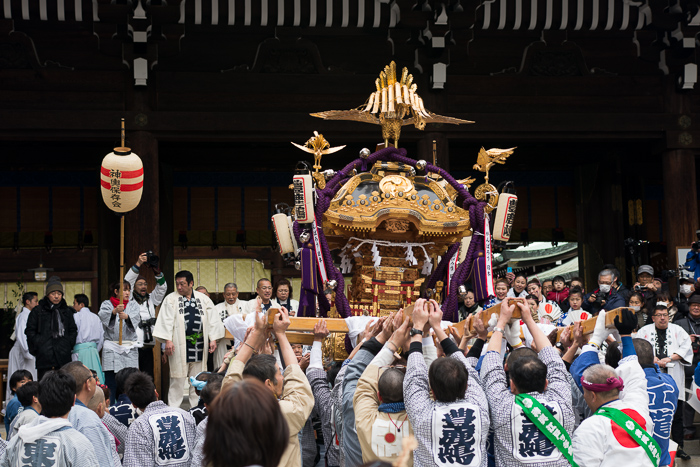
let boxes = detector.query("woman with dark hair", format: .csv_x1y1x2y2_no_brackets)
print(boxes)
99,280,141,404
506,273,528,298
627,291,646,329
273,278,298,315
204,379,289,467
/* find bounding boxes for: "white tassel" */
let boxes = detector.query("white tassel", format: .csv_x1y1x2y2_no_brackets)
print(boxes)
421,257,433,275
381,87,387,114
403,85,410,103
388,84,395,112
371,91,380,114
371,243,382,268
395,82,402,104
406,245,418,265
364,92,375,112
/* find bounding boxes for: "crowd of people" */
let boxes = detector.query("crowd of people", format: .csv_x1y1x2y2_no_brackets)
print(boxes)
2,255,700,467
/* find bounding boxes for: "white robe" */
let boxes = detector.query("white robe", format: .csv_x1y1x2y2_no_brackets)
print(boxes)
153,290,225,379
73,308,104,350
637,323,693,401
213,299,245,368
124,267,167,346
244,297,280,316
6,307,36,401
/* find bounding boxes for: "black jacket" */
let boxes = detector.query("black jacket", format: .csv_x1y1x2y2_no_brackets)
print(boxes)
673,314,700,377
25,297,78,370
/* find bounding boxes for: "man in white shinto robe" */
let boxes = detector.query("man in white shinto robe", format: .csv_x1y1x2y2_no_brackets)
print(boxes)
6,292,38,402
72,294,105,384
244,278,279,315
213,282,245,369
153,269,224,408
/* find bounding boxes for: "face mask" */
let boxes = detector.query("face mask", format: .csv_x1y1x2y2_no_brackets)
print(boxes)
656,301,668,308
681,285,693,295
598,284,611,293
630,305,641,312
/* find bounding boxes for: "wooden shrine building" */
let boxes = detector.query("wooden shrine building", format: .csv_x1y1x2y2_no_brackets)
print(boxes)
1,0,700,391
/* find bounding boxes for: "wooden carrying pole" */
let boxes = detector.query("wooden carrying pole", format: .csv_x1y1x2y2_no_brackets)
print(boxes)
118,215,124,345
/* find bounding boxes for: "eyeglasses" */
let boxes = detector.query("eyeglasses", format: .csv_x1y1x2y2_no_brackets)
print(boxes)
654,313,669,318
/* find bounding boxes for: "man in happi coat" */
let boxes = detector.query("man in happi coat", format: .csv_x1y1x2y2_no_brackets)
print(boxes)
123,371,197,467
572,309,658,466
72,293,105,384
244,278,279,316
481,299,575,467
213,282,245,369
6,292,38,404
405,300,489,467
306,321,341,467
154,270,224,408
63,361,121,467
99,281,142,404
0,370,99,467
125,252,167,377
636,305,693,405
223,305,313,467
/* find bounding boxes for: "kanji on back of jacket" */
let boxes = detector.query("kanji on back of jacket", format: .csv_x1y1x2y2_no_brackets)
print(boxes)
272,61,518,323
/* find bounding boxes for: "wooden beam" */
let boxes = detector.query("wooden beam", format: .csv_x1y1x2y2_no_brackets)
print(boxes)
556,307,634,340
286,332,316,345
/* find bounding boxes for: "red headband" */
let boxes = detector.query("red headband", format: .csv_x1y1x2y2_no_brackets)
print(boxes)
580,376,624,393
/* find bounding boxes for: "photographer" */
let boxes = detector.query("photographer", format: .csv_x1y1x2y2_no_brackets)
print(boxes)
673,295,700,441
584,268,627,314
125,252,167,378
632,265,658,320
684,230,700,280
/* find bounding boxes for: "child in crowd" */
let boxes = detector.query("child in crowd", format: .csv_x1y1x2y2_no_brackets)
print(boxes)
507,273,528,298
7,381,40,440
627,292,646,330
559,287,590,326
569,276,585,294
526,294,540,323
3,369,33,436
546,275,570,309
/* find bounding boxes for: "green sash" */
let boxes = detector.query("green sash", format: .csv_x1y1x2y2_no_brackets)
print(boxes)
594,406,660,466
514,394,578,467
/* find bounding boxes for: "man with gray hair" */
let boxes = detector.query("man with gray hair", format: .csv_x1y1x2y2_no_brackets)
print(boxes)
585,268,627,315
213,282,244,369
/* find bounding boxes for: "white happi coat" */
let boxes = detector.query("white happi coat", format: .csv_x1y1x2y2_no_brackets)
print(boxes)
213,299,244,367
637,323,693,401
73,308,104,350
244,297,279,316
125,267,167,346
572,354,655,467
153,290,225,378
99,299,141,372
6,307,36,400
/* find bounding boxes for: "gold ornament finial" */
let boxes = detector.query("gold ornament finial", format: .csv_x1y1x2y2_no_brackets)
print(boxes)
310,61,473,148
291,131,346,172
473,146,516,213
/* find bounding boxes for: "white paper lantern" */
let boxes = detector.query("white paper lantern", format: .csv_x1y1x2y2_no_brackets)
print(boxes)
100,149,143,213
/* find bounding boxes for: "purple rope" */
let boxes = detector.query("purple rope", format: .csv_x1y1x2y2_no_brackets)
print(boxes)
293,146,489,319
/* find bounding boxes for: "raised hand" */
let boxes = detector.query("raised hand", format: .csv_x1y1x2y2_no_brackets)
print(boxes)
314,320,329,342
473,311,488,341
273,307,291,335
412,298,429,330
428,299,444,329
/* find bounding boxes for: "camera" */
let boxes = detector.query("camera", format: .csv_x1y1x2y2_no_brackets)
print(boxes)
146,251,160,269
634,285,647,292
693,340,700,354
139,317,157,343
595,291,608,304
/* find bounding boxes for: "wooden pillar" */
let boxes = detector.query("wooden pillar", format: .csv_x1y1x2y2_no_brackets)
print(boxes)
417,132,449,170
574,160,626,290
662,149,698,294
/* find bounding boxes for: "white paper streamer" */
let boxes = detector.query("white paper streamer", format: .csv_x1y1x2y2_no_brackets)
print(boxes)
346,237,435,275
